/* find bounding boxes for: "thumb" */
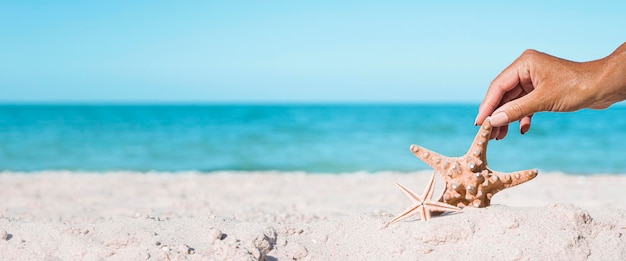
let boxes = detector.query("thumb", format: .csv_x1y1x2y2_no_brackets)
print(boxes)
489,93,543,127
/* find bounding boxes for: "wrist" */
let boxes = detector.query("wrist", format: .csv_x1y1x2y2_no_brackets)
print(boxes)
593,43,626,107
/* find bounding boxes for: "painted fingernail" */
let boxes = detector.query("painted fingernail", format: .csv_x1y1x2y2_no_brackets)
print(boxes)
521,126,530,135
490,112,509,127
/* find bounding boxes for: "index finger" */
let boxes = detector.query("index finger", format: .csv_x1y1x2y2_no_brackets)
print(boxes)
476,65,521,125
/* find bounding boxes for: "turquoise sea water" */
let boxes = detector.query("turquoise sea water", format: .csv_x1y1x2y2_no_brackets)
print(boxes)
0,104,625,174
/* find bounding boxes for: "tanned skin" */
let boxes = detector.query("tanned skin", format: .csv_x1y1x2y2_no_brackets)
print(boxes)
476,42,626,140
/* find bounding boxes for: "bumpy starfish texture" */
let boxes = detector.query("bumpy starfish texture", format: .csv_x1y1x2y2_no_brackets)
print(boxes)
387,172,462,225
410,117,539,208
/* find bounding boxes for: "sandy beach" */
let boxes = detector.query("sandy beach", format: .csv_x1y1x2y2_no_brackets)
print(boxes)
1,171,625,260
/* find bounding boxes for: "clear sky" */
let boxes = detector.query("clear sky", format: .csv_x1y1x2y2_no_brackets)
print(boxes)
1,1,624,103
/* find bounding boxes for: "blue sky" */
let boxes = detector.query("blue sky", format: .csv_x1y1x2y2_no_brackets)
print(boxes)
1,1,624,103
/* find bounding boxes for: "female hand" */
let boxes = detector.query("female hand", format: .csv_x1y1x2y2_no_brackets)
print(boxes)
475,42,626,140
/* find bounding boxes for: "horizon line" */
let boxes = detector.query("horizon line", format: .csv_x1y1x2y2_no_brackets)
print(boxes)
0,100,483,106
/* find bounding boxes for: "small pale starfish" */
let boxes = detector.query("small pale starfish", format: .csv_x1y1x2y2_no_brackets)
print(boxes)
387,172,462,225
410,117,539,208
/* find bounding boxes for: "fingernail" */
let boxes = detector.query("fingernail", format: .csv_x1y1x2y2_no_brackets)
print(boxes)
474,115,479,126
490,112,509,127
521,126,529,135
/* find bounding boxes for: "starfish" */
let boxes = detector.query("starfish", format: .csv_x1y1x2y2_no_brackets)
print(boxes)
410,117,539,208
387,172,462,225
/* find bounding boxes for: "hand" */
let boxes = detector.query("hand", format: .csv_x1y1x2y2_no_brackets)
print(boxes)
476,43,626,140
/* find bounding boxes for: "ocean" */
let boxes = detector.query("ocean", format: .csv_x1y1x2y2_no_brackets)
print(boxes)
1,104,625,174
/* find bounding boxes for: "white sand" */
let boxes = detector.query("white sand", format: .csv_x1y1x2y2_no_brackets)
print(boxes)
1,171,625,260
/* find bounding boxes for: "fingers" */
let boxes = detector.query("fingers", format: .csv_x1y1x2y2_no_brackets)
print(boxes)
499,85,524,106
490,126,500,140
476,65,522,125
488,124,510,140
496,124,509,140
490,116,529,141
520,115,533,135
477,49,544,138
490,92,542,127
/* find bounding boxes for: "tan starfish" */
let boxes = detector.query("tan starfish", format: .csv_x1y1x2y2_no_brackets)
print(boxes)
410,117,539,208
387,172,462,225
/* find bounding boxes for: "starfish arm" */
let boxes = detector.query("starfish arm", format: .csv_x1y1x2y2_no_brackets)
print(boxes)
410,144,448,174
466,117,492,164
493,169,539,189
388,205,420,225
421,206,430,221
424,201,463,213
422,172,438,201
395,182,423,202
